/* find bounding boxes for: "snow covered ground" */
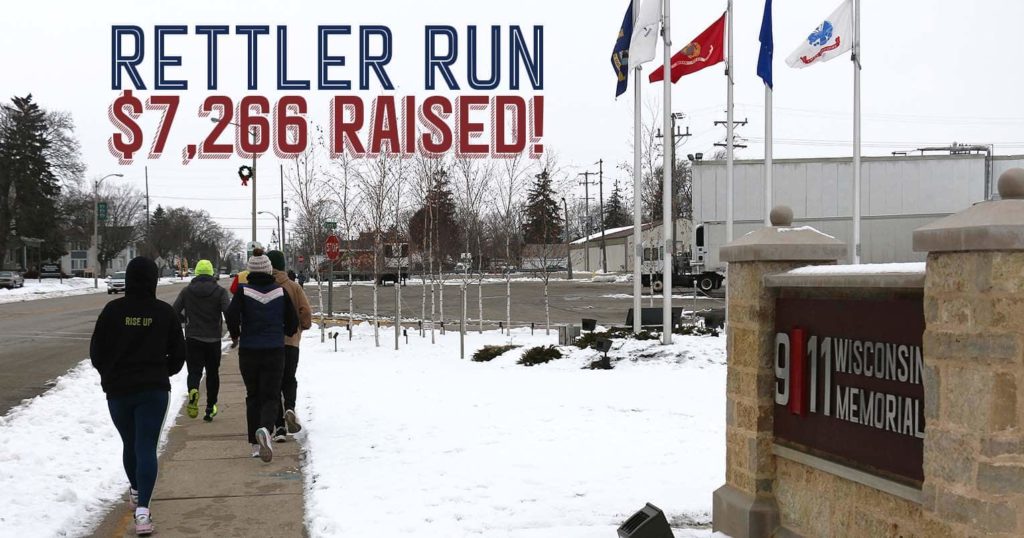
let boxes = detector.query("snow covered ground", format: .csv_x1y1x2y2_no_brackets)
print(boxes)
298,324,727,537
0,361,187,536
0,276,194,305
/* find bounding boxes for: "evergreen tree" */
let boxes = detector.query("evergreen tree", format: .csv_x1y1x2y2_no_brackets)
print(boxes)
522,169,563,244
0,95,63,261
603,178,631,229
409,170,461,263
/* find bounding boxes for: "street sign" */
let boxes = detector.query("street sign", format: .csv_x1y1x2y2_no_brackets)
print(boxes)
325,235,341,261
97,202,108,222
324,221,337,230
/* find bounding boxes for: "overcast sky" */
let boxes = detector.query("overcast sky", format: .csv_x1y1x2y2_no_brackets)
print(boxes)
3,0,1023,246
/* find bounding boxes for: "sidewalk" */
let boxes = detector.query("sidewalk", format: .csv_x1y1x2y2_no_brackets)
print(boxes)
91,347,307,537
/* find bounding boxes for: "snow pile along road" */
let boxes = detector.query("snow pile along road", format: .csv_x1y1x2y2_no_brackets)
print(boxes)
0,361,187,536
0,276,194,305
0,278,105,305
298,324,726,537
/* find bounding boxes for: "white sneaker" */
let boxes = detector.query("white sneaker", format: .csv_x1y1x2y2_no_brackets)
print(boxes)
127,488,139,509
251,444,261,458
134,512,154,536
255,427,273,462
284,409,302,434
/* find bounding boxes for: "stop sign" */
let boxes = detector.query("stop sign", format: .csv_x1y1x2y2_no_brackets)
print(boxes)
325,235,341,260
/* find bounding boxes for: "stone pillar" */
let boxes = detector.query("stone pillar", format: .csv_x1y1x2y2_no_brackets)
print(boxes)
913,168,1024,536
713,206,846,538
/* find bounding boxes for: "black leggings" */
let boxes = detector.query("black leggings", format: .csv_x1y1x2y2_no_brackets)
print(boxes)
238,348,285,444
186,339,223,408
275,345,300,428
108,390,169,508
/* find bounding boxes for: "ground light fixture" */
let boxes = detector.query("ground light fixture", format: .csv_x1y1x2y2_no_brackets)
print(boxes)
617,502,673,538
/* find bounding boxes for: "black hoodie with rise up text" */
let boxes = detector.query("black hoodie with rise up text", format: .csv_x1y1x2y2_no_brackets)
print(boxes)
90,257,186,398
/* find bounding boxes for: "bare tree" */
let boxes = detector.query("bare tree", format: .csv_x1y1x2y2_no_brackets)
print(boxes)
493,154,528,335
326,152,363,340
96,183,146,275
287,126,333,267
453,157,492,336
356,149,402,347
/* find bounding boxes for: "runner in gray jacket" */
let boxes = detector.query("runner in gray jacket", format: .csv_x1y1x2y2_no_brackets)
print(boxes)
172,259,231,421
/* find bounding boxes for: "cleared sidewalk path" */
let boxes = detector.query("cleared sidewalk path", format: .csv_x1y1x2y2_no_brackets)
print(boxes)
91,347,307,537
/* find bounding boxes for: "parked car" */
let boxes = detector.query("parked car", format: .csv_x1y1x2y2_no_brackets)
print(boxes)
107,271,127,294
0,270,25,289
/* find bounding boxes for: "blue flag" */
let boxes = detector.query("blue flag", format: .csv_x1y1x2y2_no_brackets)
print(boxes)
611,1,634,97
757,0,774,88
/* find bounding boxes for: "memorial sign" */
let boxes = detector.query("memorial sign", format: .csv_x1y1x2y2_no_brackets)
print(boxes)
774,297,925,484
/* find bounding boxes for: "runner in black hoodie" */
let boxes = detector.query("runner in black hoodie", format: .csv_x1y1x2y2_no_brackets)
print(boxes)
90,256,185,537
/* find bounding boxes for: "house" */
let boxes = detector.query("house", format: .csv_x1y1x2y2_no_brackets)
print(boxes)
520,244,568,271
568,218,694,274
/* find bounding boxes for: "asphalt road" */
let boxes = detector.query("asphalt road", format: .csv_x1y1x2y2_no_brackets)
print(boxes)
306,277,725,329
0,276,722,417
0,281,191,416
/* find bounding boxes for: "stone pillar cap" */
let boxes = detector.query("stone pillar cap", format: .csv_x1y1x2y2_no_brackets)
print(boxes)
720,205,847,262
913,168,1024,252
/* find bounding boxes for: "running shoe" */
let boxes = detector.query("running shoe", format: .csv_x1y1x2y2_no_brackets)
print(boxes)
255,427,273,462
284,409,302,434
251,444,261,458
203,404,218,422
186,389,200,419
127,488,139,509
134,512,154,536
272,426,287,443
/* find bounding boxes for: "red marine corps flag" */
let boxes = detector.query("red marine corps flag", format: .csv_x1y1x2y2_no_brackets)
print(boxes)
649,14,726,83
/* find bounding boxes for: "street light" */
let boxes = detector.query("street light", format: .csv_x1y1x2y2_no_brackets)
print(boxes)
94,173,124,288
210,116,259,245
257,211,280,249
560,197,573,280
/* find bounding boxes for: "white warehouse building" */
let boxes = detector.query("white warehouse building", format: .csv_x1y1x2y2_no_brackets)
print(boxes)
691,152,1024,270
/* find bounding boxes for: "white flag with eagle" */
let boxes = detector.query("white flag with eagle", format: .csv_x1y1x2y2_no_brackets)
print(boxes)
785,0,853,68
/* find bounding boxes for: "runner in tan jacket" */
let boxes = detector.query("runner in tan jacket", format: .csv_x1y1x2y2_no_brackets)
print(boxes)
266,250,312,440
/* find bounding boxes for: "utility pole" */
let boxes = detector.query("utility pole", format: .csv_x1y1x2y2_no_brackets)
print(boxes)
577,171,597,272
598,159,607,273
280,164,286,261
580,161,609,273
144,166,150,229
656,113,692,254
561,197,572,279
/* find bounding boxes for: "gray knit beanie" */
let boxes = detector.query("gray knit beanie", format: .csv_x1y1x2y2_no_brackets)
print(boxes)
247,254,273,275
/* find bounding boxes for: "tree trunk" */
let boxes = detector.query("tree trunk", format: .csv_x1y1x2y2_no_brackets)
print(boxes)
544,280,550,335
478,280,483,334
348,265,353,341
505,237,511,336
420,270,427,337
373,241,379,347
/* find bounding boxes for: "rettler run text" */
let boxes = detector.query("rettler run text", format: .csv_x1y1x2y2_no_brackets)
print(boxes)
107,25,544,164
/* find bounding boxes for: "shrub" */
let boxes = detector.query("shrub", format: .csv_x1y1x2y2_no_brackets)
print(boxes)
518,345,562,366
674,323,720,337
575,327,658,349
471,344,520,362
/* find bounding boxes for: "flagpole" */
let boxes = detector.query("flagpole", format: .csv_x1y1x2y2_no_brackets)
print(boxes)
765,86,772,225
661,0,673,345
852,0,861,263
726,0,734,243
632,35,643,333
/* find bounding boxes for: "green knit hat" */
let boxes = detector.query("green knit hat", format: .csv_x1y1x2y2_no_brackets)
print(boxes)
195,259,214,276
267,250,286,271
